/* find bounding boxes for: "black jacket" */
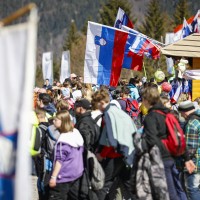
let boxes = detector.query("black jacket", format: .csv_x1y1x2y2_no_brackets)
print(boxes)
75,111,96,150
142,103,172,160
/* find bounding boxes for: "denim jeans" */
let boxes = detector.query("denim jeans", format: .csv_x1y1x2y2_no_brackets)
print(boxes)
163,159,181,200
184,172,200,200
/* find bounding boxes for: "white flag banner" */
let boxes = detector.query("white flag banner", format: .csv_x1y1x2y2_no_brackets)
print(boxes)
184,70,200,80
42,52,53,84
60,51,70,83
0,7,38,200
165,33,175,75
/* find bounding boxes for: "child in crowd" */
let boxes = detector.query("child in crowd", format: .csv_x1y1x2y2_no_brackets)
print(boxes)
33,108,51,200
49,111,84,200
160,96,172,109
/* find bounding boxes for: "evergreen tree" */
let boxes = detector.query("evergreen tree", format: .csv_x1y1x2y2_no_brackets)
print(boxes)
99,0,134,26
63,20,79,51
138,0,164,41
81,16,93,35
174,0,190,26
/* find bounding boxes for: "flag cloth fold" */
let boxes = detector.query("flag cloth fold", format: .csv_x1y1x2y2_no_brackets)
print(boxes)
60,51,71,83
42,52,53,85
122,26,160,60
84,22,144,87
84,21,129,86
114,7,134,29
0,8,38,200
182,18,192,38
174,10,200,41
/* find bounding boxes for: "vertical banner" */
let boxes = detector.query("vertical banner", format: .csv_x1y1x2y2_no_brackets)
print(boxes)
165,33,175,75
42,52,53,85
0,7,38,200
60,51,71,83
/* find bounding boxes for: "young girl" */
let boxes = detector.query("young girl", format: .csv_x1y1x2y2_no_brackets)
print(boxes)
49,111,84,200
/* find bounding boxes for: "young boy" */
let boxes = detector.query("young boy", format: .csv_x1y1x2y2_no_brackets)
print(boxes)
160,96,172,109
33,108,51,200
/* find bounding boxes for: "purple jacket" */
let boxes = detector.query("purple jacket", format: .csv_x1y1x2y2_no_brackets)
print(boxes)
54,128,84,183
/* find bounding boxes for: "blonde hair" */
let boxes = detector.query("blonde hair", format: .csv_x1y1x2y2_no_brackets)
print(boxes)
95,89,110,103
35,108,46,118
56,99,69,111
56,111,73,133
160,96,170,106
142,87,161,106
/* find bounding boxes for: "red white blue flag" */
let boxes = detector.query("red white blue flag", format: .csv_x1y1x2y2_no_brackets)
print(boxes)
122,26,160,60
114,7,134,29
174,10,200,41
191,10,200,33
182,18,192,38
84,22,141,87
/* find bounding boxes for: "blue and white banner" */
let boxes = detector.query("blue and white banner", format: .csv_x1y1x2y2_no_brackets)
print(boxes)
0,7,38,200
42,52,53,85
60,51,71,83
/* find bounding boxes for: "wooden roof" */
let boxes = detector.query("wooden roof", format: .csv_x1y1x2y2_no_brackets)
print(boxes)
161,33,200,58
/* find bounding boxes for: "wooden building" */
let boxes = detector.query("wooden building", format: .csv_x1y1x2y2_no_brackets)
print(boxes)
161,33,200,69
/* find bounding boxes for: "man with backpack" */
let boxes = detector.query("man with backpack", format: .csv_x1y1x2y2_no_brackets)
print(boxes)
95,89,137,200
74,98,100,151
32,108,59,200
141,86,187,200
74,99,104,199
178,101,200,200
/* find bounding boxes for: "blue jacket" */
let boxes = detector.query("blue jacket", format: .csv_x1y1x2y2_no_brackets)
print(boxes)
44,103,56,116
128,84,140,101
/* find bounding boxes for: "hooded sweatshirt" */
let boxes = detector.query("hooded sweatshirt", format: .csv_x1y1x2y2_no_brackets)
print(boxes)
43,103,56,116
54,128,84,183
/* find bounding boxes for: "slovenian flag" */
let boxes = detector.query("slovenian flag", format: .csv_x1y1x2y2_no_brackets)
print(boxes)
122,26,160,60
182,18,192,38
191,10,200,33
114,7,134,29
122,39,143,71
174,10,200,41
84,22,140,87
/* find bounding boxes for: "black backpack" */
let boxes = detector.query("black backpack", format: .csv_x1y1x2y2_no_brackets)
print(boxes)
34,124,58,158
92,114,103,149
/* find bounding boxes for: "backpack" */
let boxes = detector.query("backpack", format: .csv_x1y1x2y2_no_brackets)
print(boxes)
155,110,186,156
44,125,59,157
92,114,103,150
123,98,141,128
30,124,58,157
86,150,105,191
30,124,48,156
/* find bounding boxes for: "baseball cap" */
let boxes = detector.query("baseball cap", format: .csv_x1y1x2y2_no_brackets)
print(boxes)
74,99,91,110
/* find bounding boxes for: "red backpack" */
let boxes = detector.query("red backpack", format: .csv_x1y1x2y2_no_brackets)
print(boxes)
155,110,186,156
123,98,142,128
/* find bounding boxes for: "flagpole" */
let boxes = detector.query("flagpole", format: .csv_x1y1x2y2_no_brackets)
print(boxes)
0,3,36,27
143,62,147,80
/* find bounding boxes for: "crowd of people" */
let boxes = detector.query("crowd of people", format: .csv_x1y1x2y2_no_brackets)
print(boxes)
31,73,200,200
